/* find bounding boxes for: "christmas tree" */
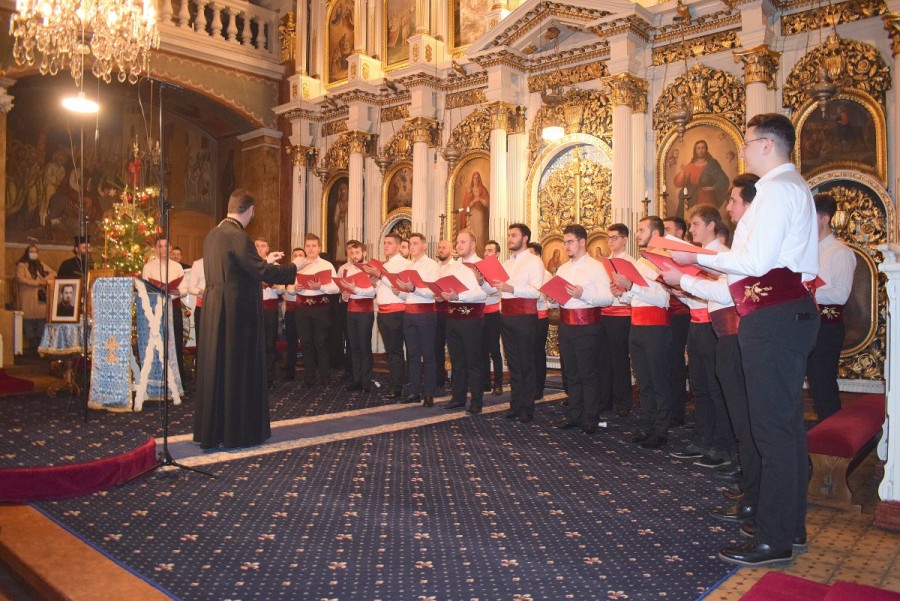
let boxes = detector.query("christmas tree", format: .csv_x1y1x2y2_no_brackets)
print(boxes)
101,186,161,275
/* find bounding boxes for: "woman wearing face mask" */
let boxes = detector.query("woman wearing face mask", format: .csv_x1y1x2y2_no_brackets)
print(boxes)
15,244,56,353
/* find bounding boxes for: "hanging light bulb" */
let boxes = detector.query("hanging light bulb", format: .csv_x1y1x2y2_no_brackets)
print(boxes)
61,90,99,114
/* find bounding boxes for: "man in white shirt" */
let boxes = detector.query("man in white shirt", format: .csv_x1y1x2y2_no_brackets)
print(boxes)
611,217,671,449
483,224,544,423
339,240,376,392
600,224,634,417
806,193,856,422
188,257,205,349
395,233,440,406
663,216,691,428
364,233,411,399
673,113,819,567
553,224,613,435
295,233,339,386
255,238,283,388
527,242,552,401
143,237,188,381
482,240,504,396
281,247,305,380
434,240,455,388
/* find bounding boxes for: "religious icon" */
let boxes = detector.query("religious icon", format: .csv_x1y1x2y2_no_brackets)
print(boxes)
450,155,490,255
327,0,354,84
325,176,350,262
383,0,414,67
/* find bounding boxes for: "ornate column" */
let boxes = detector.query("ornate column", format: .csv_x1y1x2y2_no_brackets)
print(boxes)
734,45,781,120
629,78,649,216
0,79,13,311
347,131,370,246
286,144,317,248
506,106,528,226
237,128,283,246
287,0,322,104
409,117,440,238
346,0,382,81
605,74,636,226
485,101,512,248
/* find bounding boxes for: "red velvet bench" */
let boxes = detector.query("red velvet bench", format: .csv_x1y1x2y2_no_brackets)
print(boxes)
806,394,885,512
741,572,900,600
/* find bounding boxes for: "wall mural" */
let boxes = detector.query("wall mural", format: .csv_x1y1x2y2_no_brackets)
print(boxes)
451,0,492,50
450,153,490,254
383,0,414,69
324,174,350,263
326,0,354,84
383,162,413,218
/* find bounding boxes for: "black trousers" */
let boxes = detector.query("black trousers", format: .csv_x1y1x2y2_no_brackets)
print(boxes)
739,298,819,551
688,322,731,456
435,310,448,385
630,324,672,437
501,313,537,418
534,316,550,399
283,308,298,376
347,310,374,387
446,316,484,407
806,321,845,422
483,311,503,389
404,311,437,397
332,299,352,377
601,315,632,413
716,333,760,506
262,306,279,386
173,301,185,381
377,311,406,392
193,306,202,351
559,321,602,426
669,312,690,422
296,304,331,384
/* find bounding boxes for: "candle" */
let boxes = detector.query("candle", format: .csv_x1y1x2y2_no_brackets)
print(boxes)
661,185,666,194
683,187,688,196
644,190,650,199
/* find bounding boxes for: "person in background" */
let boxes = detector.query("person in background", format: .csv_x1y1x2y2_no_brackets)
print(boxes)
399,238,410,259
600,224,634,417
143,237,188,382
170,246,190,270
57,235,92,279
663,216,690,427
338,241,375,392
281,247,306,380
188,257,205,350
434,239,456,389
16,244,56,353
255,237,283,388
527,242,551,401
482,239,504,396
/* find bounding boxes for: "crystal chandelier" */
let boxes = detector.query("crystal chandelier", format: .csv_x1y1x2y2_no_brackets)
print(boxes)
10,0,160,86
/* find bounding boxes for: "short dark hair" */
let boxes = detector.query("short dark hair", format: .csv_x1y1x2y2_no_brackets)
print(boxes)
688,204,724,232
409,233,426,243
509,223,531,245
663,216,687,234
292,247,305,254
304,233,321,244
814,193,837,218
485,240,501,253
171,245,182,252
253,236,268,244
527,241,543,256
385,232,403,244
563,224,588,241
346,239,363,249
746,113,796,157
227,188,255,214
608,223,629,238
640,216,665,237
732,173,760,205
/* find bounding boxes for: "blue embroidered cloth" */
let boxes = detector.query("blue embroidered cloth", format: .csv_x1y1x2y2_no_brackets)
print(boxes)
88,278,135,412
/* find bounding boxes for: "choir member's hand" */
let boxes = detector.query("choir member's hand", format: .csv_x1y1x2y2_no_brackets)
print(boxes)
441,291,459,302
390,286,401,296
198,288,204,298
670,250,697,266
659,264,684,287
565,284,583,299
471,265,485,285
362,264,380,277
396,278,414,292
267,251,284,264
341,291,350,301
494,280,513,293
610,282,624,298
307,280,322,290
612,273,632,291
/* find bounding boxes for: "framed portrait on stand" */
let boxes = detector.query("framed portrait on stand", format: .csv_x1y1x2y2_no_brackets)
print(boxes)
49,279,81,323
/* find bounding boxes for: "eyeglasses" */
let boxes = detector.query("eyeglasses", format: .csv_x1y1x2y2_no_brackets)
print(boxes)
607,235,626,241
742,137,770,149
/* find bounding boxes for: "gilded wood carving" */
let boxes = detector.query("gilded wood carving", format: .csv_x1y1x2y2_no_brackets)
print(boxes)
652,63,745,138
529,88,611,164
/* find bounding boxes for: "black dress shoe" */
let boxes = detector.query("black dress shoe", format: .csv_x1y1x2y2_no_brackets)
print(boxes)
710,504,755,523
721,488,745,502
553,419,579,430
616,409,630,418
694,456,730,469
640,435,667,449
518,413,533,424
629,431,649,444
581,424,597,435
740,523,808,552
400,395,421,404
483,384,492,392
670,446,705,460
713,466,742,481
718,540,793,567
422,396,434,407
492,386,504,396
345,383,362,392
466,403,481,414
504,409,519,419
445,400,466,410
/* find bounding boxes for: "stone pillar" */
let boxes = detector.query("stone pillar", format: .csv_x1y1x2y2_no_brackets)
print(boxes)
485,0,509,30
605,74,636,229
629,78,649,216
485,101,512,249
507,107,528,226
884,13,900,210
364,158,382,256
286,144,317,249
409,117,440,238
237,128,283,247
0,79,13,310
734,45,781,120
346,131,369,247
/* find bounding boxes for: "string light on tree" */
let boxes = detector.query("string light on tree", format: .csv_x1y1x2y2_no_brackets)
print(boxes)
101,185,160,275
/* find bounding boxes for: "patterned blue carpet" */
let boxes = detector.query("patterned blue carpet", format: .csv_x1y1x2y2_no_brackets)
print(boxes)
32,392,740,601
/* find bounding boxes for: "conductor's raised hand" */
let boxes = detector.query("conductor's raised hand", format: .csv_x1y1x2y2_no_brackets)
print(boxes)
267,251,285,264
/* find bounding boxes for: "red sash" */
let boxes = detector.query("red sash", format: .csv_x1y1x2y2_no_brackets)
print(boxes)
710,307,740,337
284,299,296,313
447,303,484,319
727,267,810,317
484,303,501,314
819,304,844,324
405,303,435,314
501,298,538,316
631,306,669,326
601,305,631,317
537,309,548,320
378,303,406,314
689,308,710,324
435,301,449,314
195,298,203,308
348,298,374,313
669,296,691,316
297,295,330,308
262,299,278,310
560,307,601,326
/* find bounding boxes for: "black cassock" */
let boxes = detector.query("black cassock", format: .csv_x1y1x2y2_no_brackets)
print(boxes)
192,218,297,449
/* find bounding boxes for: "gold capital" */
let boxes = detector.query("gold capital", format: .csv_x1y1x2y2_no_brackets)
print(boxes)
733,45,781,90
286,145,317,168
604,73,647,111
885,14,900,56
482,101,515,131
407,116,441,146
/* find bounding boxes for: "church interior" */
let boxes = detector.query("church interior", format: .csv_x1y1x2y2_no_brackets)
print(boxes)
2,0,900,598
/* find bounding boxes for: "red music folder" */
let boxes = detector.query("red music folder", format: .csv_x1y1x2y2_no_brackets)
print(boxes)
399,269,427,288
435,275,469,295
540,275,573,306
640,251,708,278
610,258,647,287
147,275,184,293
598,256,617,279
647,236,717,255
475,255,510,284
296,270,333,287
360,259,385,275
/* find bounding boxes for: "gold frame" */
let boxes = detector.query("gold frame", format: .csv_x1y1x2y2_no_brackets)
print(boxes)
322,172,350,258
49,279,81,323
793,90,887,184
382,0,412,72
382,160,414,221
324,0,352,88
445,150,490,242
841,244,878,358
447,0,490,55
586,231,611,259
656,115,744,218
